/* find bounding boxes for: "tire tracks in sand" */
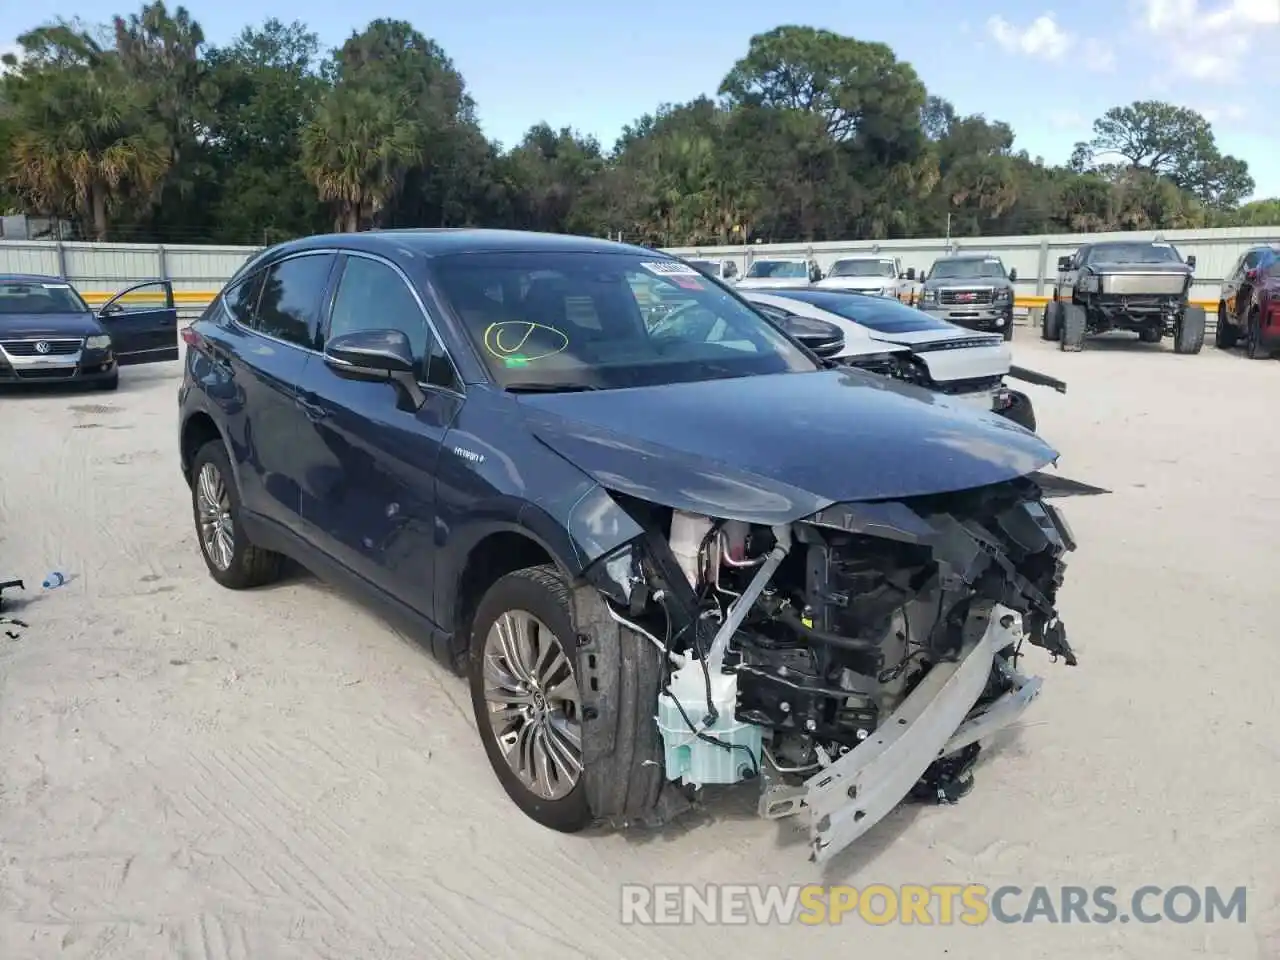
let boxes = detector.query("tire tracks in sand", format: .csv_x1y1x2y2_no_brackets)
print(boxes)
160,732,668,957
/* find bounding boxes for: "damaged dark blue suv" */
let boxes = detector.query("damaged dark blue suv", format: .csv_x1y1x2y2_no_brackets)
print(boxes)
178,229,1083,862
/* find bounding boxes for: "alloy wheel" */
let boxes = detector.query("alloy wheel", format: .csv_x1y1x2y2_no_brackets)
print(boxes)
482,610,583,800
196,462,235,571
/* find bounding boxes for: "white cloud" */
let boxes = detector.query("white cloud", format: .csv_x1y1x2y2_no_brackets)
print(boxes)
1083,42,1117,72
1049,110,1087,130
1202,0,1280,29
1197,103,1249,124
986,13,1074,60
1137,0,1280,82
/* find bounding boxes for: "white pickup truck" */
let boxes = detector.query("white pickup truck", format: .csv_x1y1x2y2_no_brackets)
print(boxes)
815,255,916,301
734,256,823,289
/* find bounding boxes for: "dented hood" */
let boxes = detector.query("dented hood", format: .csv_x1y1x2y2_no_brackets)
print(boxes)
517,369,1060,525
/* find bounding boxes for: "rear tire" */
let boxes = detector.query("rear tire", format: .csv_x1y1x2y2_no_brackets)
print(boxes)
1216,303,1239,349
1001,321,1014,341
190,440,286,589
1041,301,1061,341
1059,303,1086,352
1245,308,1273,359
1174,305,1206,355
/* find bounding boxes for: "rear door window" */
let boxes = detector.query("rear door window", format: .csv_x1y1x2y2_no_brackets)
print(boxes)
255,253,337,349
222,271,264,326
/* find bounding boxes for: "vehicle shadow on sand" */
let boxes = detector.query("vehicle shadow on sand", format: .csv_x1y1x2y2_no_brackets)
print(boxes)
0,361,181,398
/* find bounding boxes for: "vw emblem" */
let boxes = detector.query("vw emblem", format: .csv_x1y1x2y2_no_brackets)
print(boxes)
34,341,51,354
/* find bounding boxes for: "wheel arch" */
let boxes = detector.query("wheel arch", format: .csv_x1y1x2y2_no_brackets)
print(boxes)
180,411,227,486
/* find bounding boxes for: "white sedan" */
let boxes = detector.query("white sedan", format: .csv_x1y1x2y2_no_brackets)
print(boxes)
742,288,1058,431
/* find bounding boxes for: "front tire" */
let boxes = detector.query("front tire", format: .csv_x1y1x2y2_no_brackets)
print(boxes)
469,565,591,832
999,390,1037,432
1174,305,1206,355
190,440,285,589
1216,303,1239,349
95,373,120,391
1041,301,1061,341
1059,303,1087,352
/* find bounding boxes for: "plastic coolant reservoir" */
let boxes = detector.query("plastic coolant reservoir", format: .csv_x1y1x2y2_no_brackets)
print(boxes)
668,510,713,587
656,658,763,788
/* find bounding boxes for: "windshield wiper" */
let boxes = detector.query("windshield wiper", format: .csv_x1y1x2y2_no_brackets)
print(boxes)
503,381,601,393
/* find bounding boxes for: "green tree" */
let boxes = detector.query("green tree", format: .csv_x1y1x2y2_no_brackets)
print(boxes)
202,19,328,242
1074,101,1254,208
501,123,606,234
300,84,421,231
2,23,169,239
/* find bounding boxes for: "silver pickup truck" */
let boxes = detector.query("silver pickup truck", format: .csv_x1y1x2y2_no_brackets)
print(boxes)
1043,240,1204,354
916,254,1017,340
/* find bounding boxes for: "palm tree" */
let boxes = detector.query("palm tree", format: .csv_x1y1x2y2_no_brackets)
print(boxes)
5,62,169,239
300,85,421,231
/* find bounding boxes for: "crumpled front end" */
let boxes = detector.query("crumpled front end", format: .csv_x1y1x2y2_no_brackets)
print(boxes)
583,472,1079,862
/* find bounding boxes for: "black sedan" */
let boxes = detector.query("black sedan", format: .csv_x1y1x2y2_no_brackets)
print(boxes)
0,274,180,390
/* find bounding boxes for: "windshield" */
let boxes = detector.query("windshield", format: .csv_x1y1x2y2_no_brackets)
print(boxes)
828,259,895,279
1086,243,1182,264
0,279,90,315
429,251,818,390
745,259,808,279
767,290,957,335
928,259,1006,281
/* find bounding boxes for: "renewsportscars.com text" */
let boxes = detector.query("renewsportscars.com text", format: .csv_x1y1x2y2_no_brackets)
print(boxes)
620,883,1248,926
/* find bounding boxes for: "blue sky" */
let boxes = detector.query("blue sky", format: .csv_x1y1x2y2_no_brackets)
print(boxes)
4,0,1278,199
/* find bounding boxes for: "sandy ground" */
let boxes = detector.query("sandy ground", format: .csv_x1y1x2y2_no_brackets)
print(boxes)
0,330,1277,959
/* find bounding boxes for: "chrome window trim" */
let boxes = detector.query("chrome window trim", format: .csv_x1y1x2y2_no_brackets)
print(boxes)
220,246,464,398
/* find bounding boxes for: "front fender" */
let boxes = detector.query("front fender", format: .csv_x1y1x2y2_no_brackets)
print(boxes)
434,485,646,633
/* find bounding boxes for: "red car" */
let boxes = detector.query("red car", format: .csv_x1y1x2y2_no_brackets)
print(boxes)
1216,245,1280,359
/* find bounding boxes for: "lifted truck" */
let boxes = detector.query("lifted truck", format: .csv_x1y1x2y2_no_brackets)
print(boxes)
1044,240,1204,354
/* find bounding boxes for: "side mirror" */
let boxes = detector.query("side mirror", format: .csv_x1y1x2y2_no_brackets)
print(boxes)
1186,255,1197,269
1057,256,1072,271
324,329,425,409
1008,268,1019,282
905,268,916,280
810,338,844,359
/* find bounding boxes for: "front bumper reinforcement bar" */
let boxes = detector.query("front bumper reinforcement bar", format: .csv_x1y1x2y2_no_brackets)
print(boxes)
801,608,1042,863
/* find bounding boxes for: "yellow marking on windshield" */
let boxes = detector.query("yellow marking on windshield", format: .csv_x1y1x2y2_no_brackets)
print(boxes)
482,321,570,364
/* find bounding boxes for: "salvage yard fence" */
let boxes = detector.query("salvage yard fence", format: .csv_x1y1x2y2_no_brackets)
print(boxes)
3,225,1279,328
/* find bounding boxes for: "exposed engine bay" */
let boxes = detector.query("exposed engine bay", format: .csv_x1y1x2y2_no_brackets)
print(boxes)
589,476,1078,862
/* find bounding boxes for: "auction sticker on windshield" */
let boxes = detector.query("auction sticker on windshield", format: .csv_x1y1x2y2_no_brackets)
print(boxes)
641,261,701,277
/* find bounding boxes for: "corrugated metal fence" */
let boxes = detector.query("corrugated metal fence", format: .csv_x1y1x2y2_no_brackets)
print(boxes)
2,225,1278,322
0,241,257,317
